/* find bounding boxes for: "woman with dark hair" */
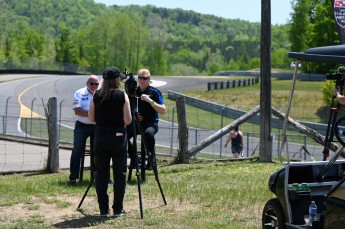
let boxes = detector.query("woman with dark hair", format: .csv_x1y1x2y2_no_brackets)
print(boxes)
89,66,132,217
224,126,244,158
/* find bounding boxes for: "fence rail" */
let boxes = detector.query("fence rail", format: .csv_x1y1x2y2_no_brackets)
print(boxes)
167,91,329,135
207,77,259,91
0,95,334,174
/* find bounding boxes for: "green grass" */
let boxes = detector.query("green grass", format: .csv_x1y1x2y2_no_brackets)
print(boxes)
179,78,327,123
160,77,329,146
0,159,284,228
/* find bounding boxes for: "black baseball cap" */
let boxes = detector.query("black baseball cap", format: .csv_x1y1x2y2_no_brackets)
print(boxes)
102,67,126,80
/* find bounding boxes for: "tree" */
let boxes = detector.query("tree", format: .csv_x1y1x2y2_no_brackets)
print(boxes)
271,48,289,69
55,25,79,71
23,28,45,68
289,0,341,73
289,0,312,52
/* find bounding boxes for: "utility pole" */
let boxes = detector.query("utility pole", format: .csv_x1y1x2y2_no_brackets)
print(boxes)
260,0,272,161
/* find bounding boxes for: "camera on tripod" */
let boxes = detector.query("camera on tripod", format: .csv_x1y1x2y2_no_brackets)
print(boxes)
123,68,137,96
326,66,345,86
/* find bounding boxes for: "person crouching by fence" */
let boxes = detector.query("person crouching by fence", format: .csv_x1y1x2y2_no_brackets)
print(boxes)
88,66,132,217
224,126,244,158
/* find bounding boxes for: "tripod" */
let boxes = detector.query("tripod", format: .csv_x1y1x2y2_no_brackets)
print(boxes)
127,96,167,218
322,99,340,161
77,96,167,219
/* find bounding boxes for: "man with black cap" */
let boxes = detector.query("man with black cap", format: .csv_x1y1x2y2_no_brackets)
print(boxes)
89,66,132,217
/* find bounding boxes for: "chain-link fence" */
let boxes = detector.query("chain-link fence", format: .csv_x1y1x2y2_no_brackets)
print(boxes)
0,94,335,173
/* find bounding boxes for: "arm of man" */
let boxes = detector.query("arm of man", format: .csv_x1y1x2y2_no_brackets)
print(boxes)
334,87,345,105
88,100,95,123
74,107,89,117
151,101,166,114
73,89,89,117
140,94,166,114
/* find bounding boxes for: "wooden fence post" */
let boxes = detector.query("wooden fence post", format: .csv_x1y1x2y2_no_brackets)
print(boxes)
176,96,189,163
46,97,59,173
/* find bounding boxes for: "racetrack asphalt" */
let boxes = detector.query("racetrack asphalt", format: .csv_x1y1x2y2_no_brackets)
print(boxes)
0,74,223,173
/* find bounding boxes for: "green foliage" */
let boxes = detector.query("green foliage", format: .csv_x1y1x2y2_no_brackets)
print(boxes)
321,79,336,106
289,0,341,73
290,0,312,52
55,25,79,71
0,0,291,75
272,48,290,69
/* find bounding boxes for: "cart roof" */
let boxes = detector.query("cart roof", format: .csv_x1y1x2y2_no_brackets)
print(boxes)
288,44,345,63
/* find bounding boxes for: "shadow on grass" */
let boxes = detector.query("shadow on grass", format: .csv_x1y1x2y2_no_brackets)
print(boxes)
52,214,109,228
316,105,331,123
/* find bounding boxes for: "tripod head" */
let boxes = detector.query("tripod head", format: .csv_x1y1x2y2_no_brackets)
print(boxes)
123,68,137,97
326,66,345,93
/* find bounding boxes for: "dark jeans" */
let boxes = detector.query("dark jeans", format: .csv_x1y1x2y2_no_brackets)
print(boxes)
69,121,95,180
127,122,158,166
94,125,127,214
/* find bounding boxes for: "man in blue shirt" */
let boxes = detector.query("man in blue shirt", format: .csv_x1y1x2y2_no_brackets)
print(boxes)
129,69,166,170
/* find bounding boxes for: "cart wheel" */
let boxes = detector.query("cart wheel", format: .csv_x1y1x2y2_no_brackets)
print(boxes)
262,198,286,229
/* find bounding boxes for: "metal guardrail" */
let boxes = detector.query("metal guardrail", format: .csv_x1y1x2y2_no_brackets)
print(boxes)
207,77,259,91
167,91,328,135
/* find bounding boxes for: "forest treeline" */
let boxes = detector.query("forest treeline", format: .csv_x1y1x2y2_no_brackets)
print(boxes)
0,0,341,75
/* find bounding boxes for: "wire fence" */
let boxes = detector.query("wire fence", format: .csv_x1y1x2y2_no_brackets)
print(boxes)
0,95,334,174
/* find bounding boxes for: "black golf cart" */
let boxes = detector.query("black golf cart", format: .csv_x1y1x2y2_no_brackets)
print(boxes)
262,45,345,229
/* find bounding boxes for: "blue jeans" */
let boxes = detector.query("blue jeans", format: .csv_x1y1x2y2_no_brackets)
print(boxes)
94,125,127,214
69,121,95,180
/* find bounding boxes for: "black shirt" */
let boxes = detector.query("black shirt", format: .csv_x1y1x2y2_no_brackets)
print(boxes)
93,89,125,127
135,85,164,123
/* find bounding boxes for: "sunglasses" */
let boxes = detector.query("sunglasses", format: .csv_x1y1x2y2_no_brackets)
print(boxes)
89,82,99,86
138,76,149,80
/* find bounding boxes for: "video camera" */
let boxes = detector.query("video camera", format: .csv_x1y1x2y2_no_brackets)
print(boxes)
326,66,345,87
123,68,137,96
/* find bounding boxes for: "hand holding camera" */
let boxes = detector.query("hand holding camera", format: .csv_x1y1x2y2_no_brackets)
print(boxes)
334,86,341,97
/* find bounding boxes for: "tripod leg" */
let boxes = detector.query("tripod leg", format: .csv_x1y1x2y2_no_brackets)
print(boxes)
77,173,95,210
128,167,133,181
323,98,340,161
135,113,167,205
134,151,144,219
127,140,134,182
129,110,144,218
141,143,146,182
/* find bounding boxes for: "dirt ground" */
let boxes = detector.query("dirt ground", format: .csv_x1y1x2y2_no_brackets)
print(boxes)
0,191,173,228
0,195,104,228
